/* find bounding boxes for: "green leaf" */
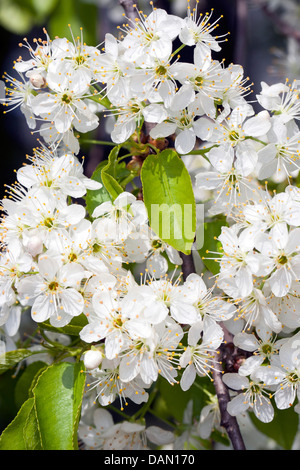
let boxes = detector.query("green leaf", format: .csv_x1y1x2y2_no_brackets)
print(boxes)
158,376,214,422
198,217,227,275
0,0,33,34
0,370,20,434
48,0,97,52
0,397,42,450
39,313,88,336
0,349,35,375
141,149,196,255
85,160,112,216
101,146,124,200
250,406,299,450
0,0,59,34
14,361,47,409
22,399,43,450
30,0,58,18
32,362,86,450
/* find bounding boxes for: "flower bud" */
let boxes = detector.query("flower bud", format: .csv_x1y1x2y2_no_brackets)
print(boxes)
29,73,47,89
83,349,103,370
25,235,43,257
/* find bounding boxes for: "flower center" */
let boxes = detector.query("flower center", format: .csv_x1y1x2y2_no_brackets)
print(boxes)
277,254,288,265
261,343,273,356
75,55,86,66
152,239,162,250
48,281,59,292
156,65,167,76
228,130,240,142
92,243,102,253
194,75,204,88
288,371,300,384
113,315,124,328
61,93,73,104
68,252,78,262
43,217,54,228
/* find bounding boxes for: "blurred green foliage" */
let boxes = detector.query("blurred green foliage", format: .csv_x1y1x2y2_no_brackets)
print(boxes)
0,0,97,44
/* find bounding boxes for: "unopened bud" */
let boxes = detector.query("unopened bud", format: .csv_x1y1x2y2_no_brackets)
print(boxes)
147,136,169,151
83,349,103,370
25,235,43,257
127,156,143,173
29,72,47,89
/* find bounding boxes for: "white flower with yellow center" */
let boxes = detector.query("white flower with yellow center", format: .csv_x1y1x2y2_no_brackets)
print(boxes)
31,61,99,135
195,104,271,176
149,85,205,154
257,80,300,123
180,321,224,390
195,145,260,216
121,6,183,63
255,332,300,410
1,72,36,129
17,254,85,327
17,147,101,199
179,5,226,58
79,290,153,360
222,372,274,423
84,357,149,409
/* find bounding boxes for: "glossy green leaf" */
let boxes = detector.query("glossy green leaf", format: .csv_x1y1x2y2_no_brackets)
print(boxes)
48,0,97,50
14,361,47,409
0,397,42,450
158,376,214,422
101,145,124,200
0,0,33,34
32,362,85,450
0,349,35,375
198,218,227,275
85,160,112,216
250,406,299,450
141,149,196,255
39,313,88,336
0,370,20,434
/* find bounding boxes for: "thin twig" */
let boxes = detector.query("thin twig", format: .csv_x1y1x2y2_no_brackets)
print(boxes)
119,0,139,23
180,252,196,281
261,2,300,41
234,0,248,67
212,348,246,450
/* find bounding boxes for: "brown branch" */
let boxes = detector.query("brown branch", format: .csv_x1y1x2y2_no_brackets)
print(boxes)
212,324,246,450
180,252,196,281
261,2,300,41
119,0,139,23
234,0,248,67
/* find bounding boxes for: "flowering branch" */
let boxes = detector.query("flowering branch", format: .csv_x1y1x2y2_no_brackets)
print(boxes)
122,0,246,450
1,0,300,453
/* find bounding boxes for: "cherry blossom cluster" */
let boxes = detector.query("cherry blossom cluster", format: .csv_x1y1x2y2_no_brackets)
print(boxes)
2,0,300,449
0,142,235,412
214,187,300,422
78,396,223,450
1,2,252,156
78,406,175,450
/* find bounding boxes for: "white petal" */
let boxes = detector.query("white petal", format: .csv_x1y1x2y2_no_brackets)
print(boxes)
175,129,196,154
180,363,196,391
